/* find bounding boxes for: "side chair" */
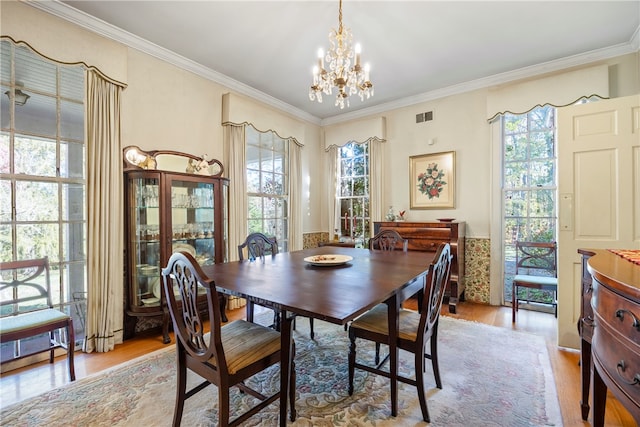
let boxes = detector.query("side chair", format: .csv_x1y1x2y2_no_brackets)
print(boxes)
238,232,315,339
347,243,452,423
162,251,295,427
512,241,558,322
369,229,409,252
363,228,410,357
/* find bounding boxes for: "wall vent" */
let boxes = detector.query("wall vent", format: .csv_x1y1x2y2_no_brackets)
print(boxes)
416,111,434,123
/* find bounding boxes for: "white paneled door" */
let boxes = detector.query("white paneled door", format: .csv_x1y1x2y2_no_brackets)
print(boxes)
557,94,640,349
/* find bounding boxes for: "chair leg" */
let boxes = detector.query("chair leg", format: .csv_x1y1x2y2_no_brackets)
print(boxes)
430,327,441,389
49,331,55,364
173,352,187,427
246,301,254,323
289,341,297,422
219,378,230,427
415,344,431,423
219,294,228,323
348,330,356,395
375,342,381,365
66,322,76,381
309,318,314,340
512,283,517,322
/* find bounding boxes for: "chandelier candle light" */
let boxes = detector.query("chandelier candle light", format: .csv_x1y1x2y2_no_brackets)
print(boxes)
309,0,374,109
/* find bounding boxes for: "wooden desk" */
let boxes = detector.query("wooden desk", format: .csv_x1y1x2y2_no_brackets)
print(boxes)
586,249,640,426
201,247,432,424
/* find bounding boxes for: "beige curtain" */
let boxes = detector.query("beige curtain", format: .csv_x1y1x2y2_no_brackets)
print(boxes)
369,139,384,234
326,146,339,240
84,70,124,353
222,124,247,310
223,124,247,263
289,140,303,251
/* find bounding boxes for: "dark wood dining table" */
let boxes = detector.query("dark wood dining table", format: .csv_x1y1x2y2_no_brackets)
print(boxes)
201,246,435,426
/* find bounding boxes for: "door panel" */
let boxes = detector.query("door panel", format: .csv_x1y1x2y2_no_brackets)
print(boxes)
557,94,640,349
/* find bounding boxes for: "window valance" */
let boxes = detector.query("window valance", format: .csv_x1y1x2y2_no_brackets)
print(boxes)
323,116,386,151
2,2,127,87
222,92,304,146
486,64,609,122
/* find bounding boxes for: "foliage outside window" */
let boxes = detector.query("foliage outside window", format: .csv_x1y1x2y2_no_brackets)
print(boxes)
337,142,370,242
502,106,557,306
245,125,289,252
0,40,86,342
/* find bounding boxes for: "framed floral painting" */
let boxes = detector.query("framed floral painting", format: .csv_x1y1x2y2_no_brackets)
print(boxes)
409,151,455,209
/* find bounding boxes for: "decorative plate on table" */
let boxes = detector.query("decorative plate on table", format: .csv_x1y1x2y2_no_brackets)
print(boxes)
172,243,196,257
437,218,455,223
303,254,353,266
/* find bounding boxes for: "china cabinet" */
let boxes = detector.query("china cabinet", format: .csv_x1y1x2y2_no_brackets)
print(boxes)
122,146,229,342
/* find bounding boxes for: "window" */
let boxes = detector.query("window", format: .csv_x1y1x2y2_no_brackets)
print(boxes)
337,142,370,242
502,106,557,308
0,40,86,342
245,125,289,251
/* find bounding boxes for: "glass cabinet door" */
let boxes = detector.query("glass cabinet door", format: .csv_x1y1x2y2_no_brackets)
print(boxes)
128,175,162,311
169,179,216,266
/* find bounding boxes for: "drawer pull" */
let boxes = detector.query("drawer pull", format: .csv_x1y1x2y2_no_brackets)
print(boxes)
582,316,594,327
616,360,640,386
615,309,640,331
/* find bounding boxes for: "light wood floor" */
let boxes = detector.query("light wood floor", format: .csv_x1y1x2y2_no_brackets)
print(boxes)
0,302,636,426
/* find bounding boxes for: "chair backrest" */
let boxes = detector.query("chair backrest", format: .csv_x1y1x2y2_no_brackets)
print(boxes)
515,241,557,278
369,229,408,252
0,258,53,316
419,243,453,340
238,232,278,260
161,251,226,370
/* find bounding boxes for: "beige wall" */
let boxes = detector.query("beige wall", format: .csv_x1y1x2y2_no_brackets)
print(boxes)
3,1,638,242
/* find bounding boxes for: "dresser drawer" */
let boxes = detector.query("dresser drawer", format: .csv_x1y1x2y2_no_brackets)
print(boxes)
593,323,640,408
593,278,640,347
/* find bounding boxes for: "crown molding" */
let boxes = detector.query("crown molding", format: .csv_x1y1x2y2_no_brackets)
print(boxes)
26,0,322,126
321,36,639,126
27,1,639,128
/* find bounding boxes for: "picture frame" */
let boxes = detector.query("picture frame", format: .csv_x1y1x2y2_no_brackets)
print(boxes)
409,151,456,209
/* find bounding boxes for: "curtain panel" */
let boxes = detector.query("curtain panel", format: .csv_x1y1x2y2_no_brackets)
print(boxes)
84,69,124,353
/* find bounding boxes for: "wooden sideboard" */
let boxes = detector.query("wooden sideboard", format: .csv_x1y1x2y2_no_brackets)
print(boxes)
578,249,596,420
373,221,465,313
583,249,640,426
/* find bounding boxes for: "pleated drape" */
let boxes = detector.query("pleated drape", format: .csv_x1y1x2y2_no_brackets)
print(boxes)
326,146,339,241
289,140,303,251
84,70,124,353
369,139,384,232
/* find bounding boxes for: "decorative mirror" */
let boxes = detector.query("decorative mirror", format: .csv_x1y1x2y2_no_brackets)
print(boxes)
123,145,224,177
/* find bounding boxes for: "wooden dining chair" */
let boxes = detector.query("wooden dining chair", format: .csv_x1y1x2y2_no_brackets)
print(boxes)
238,232,315,339
347,243,452,423
363,228,409,354
162,251,295,427
512,241,558,322
368,229,409,251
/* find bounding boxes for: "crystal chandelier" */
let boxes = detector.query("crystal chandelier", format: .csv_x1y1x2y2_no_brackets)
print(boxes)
309,0,374,109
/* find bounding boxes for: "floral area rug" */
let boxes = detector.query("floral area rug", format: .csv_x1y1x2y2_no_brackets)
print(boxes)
1,316,562,426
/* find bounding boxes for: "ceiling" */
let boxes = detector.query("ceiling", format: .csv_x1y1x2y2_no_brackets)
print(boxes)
42,1,640,124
